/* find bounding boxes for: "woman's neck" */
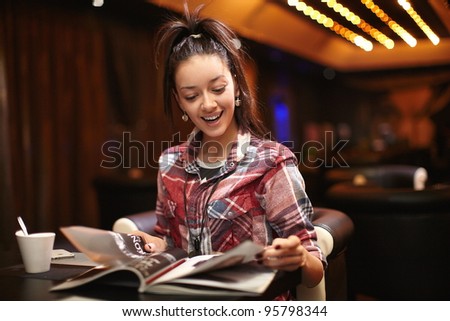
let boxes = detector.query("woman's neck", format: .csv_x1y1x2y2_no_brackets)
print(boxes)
198,122,238,163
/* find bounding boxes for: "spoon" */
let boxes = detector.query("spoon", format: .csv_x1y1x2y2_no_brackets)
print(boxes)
17,216,29,236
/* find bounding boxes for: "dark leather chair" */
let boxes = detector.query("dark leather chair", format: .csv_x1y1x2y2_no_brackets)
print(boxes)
325,181,450,300
113,207,354,301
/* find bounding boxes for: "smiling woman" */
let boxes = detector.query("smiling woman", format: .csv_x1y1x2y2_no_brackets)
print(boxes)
129,4,327,300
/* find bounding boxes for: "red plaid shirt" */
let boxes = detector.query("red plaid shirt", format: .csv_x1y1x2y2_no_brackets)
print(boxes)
154,129,326,299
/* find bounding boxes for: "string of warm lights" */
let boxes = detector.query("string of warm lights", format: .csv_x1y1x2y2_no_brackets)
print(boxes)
287,0,441,50
321,0,394,49
360,0,417,47
397,0,440,45
287,0,373,51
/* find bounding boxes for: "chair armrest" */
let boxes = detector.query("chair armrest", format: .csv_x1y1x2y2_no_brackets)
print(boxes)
112,211,157,234
312,207,354,258
296,207,353,301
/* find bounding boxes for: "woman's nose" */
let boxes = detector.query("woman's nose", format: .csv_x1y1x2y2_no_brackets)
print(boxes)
201,94,217,111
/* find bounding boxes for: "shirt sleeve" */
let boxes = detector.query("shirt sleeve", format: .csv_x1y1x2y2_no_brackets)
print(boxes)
260,152,327,267
153,169,175,248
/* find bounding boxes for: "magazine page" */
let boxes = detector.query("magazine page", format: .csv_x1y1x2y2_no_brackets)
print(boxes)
167,240,264,277
60,226,153,266
51,248,187,292
55,228,272,295
51,265,122,291
147,240,265,286
145,262,276,296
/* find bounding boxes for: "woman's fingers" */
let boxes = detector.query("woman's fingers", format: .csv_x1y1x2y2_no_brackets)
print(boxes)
130,230,166,253
145,242,157,252
258,236,307,271
271,235,300,249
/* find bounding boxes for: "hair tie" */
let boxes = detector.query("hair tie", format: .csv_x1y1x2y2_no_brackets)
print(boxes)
190,33,202,39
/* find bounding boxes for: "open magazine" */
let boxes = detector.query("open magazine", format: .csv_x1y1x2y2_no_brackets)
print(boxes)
51,226,276,296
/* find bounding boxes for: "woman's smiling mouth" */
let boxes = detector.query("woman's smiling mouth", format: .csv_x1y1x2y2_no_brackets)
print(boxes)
201,111,223,122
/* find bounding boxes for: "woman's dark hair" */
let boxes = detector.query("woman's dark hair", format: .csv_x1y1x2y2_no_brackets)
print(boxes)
155,4,267,137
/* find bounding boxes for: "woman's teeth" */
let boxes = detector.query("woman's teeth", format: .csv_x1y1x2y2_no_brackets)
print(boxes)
203,113,221,122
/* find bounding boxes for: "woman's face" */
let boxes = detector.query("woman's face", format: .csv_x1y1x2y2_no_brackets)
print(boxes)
174,54,239,147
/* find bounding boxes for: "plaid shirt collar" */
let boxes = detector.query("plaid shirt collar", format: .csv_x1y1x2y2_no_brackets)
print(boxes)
180,127,251,176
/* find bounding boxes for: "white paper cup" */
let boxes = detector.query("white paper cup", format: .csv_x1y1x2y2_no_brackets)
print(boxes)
15,230,55,273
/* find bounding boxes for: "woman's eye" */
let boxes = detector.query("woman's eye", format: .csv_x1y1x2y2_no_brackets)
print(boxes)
185,95,197,101
212,86,226,94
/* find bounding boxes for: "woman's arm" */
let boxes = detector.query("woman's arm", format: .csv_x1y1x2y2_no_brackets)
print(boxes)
258,147,325,288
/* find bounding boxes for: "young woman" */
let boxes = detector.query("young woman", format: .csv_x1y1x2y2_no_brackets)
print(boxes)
132,4,326,299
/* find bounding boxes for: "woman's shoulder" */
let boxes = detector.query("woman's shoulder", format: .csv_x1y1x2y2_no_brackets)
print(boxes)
160,143,186,156
158,143,186,159
248,135,298,165
250,135,296,156
158,143,189,168
159,128,199,161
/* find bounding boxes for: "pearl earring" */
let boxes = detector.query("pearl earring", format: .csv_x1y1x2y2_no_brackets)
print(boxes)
182,112,189,122
235,97,241,107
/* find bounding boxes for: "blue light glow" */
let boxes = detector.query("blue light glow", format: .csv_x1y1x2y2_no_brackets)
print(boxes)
273,99,290,142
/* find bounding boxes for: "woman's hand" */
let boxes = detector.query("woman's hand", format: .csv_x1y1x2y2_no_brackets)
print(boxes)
257,235,307,271
257,235,324,287
130,230,167,253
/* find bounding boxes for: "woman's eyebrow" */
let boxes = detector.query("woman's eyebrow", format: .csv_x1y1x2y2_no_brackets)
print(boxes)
179,75,227,90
